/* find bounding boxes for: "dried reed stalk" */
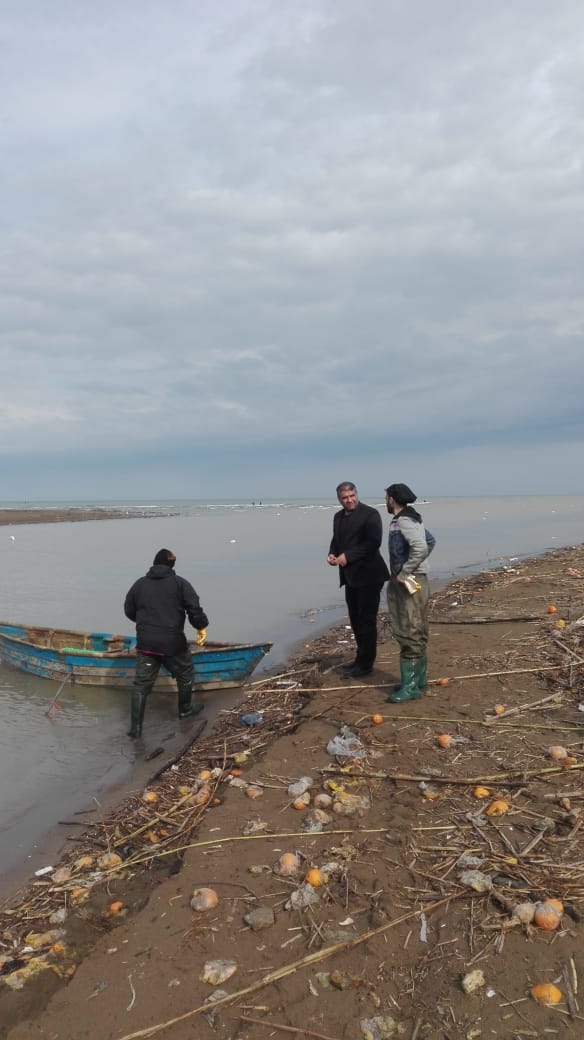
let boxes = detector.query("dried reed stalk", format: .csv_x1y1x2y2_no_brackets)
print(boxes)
238,1015,342,1040
321,763,584,786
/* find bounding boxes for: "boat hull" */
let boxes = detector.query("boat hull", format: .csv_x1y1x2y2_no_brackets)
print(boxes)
0,623,271,691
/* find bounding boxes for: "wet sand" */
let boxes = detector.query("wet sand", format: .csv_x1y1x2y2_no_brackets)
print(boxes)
0,508,174,526
1,545,584,1039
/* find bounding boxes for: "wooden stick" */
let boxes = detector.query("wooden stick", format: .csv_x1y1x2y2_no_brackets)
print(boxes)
239,1015,341,1040
114,893,461,1040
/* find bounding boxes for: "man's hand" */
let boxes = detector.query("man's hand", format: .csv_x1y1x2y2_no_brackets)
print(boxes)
327,553,338,567
196,629,207,646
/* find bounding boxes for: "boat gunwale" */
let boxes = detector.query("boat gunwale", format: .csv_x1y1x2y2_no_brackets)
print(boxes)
0,623,272,660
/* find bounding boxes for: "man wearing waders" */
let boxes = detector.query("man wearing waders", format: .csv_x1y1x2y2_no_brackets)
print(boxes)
384,484,435,702
124,549,209,737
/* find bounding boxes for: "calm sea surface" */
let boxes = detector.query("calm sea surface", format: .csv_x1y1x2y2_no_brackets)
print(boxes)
1,495,583,884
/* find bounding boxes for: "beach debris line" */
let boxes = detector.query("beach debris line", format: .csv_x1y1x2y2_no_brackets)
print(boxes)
2,540,584,1039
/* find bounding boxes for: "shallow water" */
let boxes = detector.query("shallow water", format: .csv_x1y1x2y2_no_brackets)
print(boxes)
1,494,583,882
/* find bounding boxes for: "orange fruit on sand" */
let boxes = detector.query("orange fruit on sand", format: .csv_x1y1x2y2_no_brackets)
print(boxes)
276,853,301,876
533,901,562,930
305,868,324,887
473,786,491,799
486,798,510,816
531,982,562,1004
438,678,449,687
547,605,558,614
372,714,383,725
190,887,219,912
437,733,453,748
494,704,505,715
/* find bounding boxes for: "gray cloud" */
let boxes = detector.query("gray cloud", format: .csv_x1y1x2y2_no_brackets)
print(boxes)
1,1,583,496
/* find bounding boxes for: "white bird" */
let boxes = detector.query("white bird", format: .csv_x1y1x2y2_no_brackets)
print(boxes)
9,535,15,541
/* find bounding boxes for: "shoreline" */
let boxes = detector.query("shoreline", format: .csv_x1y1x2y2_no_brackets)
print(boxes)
0,542,575,900
2,542,583,1038
0,681,265,902
0,508,177,526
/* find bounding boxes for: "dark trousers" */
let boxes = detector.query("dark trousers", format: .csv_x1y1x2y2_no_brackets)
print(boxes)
344,583,384,669
134,648,194,711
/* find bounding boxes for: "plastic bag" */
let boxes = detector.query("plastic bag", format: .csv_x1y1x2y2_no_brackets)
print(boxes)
326,726,365,758
288,776,313,797
239,712,264,726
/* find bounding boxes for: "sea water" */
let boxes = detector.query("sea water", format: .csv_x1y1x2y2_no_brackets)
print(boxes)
1,494,583,883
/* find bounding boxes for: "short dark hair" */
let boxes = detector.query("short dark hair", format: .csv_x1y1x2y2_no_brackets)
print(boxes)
336,481,356,495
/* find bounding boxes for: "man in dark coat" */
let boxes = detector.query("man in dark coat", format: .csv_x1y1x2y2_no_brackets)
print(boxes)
327,482,389,677
124,548,209,738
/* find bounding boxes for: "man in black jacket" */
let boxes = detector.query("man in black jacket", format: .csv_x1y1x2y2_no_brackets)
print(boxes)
124,548,209,738
327,482,389,677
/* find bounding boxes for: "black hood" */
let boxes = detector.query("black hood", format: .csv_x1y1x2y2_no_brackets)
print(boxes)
146,564,176,580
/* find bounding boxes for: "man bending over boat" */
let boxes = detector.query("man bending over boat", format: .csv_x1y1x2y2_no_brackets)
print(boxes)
124,548,209,738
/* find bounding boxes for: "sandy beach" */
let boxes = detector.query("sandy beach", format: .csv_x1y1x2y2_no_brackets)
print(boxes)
0,508,175,526
1,544,583,1040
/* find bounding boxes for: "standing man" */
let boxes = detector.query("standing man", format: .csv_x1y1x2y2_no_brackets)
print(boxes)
327,482,389,677
384,483,433,703
124,548,209,738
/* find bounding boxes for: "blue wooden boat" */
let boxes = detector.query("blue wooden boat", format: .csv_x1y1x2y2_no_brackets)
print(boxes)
0,622,272,691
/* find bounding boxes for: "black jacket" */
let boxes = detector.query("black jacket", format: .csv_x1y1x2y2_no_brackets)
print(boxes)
330,501,390,589
124,564,209,655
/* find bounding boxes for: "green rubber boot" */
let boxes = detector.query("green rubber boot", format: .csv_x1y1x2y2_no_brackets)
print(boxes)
418,654,428,691
387,658,423,703
127,690,146,738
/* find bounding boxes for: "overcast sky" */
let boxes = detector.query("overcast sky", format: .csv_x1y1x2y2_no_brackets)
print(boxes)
1,1,583,500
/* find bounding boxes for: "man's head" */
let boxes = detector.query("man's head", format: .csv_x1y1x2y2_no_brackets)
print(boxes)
385,483,416,514
153,548,176,567
336,482,359,512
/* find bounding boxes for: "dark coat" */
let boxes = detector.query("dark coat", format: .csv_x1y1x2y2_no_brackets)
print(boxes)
124,564,209,655
330,501,390,589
